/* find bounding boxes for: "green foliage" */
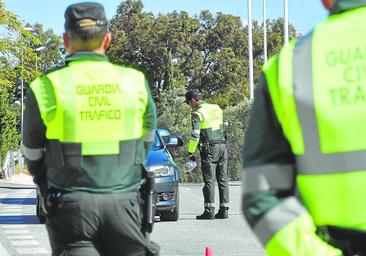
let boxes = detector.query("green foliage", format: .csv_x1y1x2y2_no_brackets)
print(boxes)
0,0,22,164
108,1,248,103
0,0,63,164
0,0,297,182
108,0,298,181
224,99,252,180
0,92,20,164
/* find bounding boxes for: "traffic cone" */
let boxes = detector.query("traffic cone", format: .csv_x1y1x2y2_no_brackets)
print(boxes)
205,246,213,256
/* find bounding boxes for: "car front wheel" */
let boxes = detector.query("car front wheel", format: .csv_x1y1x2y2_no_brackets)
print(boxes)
160,189,179,221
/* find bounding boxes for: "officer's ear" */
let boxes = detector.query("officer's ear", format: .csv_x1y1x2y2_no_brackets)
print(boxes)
321,0,334,10
63,33,71,53
102,32,112,52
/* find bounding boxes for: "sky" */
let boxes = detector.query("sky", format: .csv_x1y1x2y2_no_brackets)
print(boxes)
3,0,329,36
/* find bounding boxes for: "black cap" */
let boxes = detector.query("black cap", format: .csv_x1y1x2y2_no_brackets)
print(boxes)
64,2,107,29
184,89,201,103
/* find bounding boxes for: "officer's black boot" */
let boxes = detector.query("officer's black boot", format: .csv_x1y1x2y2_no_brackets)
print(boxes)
215,207,228,219
196,207,215,220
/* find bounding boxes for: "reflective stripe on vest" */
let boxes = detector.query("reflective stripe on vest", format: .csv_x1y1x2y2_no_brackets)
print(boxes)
265,6,366,228
243,164,294,193
254,196,307,245
193,103,223,130
293,30,366,174
30,60,148,155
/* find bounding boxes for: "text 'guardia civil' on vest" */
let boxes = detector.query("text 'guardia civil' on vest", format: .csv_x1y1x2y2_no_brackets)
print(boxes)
76,84,122,95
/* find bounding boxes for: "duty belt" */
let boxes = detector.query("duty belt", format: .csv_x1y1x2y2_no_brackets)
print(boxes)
317,226,366,256
208,140,226,145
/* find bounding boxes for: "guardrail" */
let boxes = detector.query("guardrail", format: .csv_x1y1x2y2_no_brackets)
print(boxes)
2,150,24,179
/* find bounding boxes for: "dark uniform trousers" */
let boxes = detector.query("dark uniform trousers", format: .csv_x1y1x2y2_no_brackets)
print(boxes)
46,191,160,256
200,142,229,207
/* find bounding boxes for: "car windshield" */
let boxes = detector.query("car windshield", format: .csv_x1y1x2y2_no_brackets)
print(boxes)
152,131,163,149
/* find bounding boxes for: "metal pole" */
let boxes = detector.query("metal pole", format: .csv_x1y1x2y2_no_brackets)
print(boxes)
21,48,24,139
35,46,46,73
284,0,289,45
248,0,254,100
263,0,267,63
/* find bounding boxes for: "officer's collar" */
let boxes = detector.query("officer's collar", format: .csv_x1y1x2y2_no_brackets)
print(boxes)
193,101,205,110
330,0,366,15
65,51,109,64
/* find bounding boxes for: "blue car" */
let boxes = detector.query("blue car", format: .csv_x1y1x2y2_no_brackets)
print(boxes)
145,129,183,221
36,128,183,223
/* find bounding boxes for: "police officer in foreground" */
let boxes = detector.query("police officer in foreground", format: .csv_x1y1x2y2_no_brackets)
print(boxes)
21,2,159,255
185,89,229,220
242,0,366,255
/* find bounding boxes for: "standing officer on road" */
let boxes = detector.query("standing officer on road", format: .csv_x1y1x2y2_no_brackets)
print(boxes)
21,2,159,255
242,0,366,255
185,89,229,220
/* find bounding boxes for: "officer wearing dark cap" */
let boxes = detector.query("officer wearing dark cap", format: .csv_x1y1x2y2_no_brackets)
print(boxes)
21,2,159,255
185,89,230,220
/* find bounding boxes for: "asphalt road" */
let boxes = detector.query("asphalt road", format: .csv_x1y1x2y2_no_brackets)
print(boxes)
0,183,265,256
0,188,50,255
151,183,265,256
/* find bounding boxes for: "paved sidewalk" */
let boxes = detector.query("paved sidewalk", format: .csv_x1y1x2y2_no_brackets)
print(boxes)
0,173,36,188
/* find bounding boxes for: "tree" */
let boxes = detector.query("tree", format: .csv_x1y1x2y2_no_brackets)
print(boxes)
107,0,299,181
0,0,25,164
27,23,63,73
109,2,248,105
0,0,63,165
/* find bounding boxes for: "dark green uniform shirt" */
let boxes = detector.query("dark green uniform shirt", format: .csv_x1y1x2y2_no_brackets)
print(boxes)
22,52,157,193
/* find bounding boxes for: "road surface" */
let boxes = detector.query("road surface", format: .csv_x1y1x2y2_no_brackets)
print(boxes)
0,182,265,256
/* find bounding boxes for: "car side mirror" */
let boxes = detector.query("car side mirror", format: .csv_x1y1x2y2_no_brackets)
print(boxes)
166,135,184,147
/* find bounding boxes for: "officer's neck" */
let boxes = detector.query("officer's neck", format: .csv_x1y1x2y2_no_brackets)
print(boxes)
192,101,203,109
68,48,106,55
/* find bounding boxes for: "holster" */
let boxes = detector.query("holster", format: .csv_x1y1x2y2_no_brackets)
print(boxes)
140,167,157,233
200,141,211,155
317,226,366,256
34,173,61,217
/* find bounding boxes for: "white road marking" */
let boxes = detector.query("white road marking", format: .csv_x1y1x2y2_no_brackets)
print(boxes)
0,213,23,216
11,240,40,246
0,190,49,255
3,229,30,235
0,242,10,256
16,248,49,254
1,209,22,212
2,206,23,209
6,235,34,240
1,225,27,229
15,190,33,194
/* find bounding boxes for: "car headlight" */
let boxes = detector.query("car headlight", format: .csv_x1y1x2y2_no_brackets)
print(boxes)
147,165,175,177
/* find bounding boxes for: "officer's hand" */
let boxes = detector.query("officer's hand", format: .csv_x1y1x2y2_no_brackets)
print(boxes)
187,153,196,161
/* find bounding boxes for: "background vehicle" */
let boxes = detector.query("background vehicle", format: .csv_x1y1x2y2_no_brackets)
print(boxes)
36,128,183,223
145,129,183,221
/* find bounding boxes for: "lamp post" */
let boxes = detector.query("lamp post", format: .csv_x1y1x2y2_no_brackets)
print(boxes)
35,46,46,73
247,0,254,100
284,0,289,45
263,0,267,63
